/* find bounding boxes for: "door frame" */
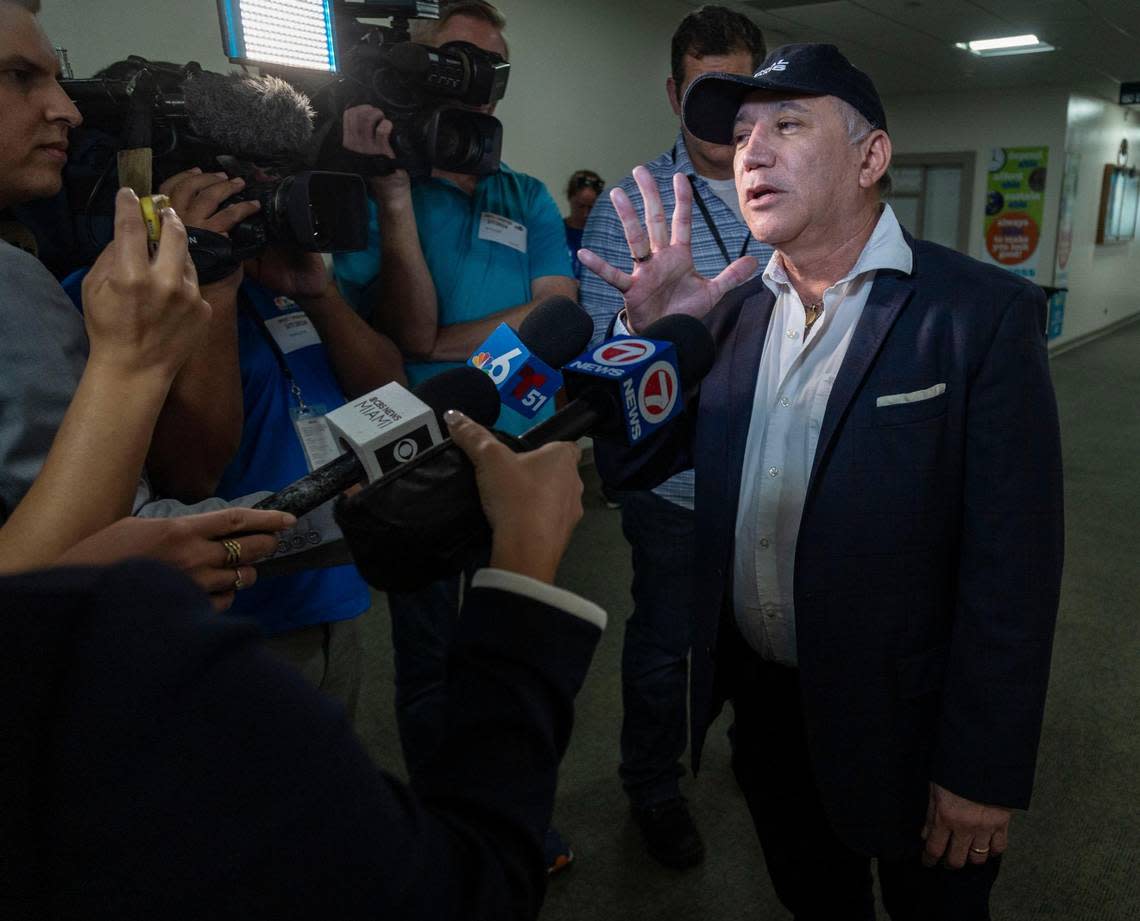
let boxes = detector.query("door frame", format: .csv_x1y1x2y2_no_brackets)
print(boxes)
889,151,976,253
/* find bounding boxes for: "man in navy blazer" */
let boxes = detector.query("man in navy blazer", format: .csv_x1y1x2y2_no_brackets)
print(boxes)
581,43,1064,920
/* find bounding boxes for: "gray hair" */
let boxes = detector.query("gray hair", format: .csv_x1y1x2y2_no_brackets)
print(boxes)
410,1,509,59
835,98,891,196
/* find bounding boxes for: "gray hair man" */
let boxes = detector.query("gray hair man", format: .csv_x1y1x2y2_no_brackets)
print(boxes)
584,42,1063,919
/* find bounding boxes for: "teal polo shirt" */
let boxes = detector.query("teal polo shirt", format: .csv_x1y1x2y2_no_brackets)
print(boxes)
333,165,573,417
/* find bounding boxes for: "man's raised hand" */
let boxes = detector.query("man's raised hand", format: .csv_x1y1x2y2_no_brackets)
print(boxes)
577,166,757,332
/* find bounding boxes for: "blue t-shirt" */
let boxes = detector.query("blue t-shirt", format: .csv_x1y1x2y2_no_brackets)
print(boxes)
333,164,572,434
214,280,370,634
61,271,370,636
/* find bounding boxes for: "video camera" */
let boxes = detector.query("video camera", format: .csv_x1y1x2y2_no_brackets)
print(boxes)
320,0,510,176
58,58,368,281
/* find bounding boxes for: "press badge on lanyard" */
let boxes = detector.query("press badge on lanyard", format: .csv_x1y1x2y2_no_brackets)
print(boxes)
478,212,528,253
292,402,340,472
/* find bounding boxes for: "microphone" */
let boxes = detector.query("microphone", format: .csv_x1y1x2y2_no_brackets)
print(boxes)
520,313,715,449
180,70,316,159
467,296,594,419
254,367,500,518
333,315,715,591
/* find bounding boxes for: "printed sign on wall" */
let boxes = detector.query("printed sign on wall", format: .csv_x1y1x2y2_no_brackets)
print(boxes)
983,147,1049,280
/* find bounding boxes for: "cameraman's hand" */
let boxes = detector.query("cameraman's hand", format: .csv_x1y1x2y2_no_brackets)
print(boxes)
342,104,410,201
82,188,211,379
159,168,261,236
447,410,584,585
245,246,330,301
57,507,297,612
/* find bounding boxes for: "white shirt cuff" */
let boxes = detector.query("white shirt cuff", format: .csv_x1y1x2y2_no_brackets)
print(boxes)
471,568,607,631
614,310,634,336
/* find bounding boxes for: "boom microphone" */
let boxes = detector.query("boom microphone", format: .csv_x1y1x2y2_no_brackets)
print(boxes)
334,315,716,591
180,70,316,159
254,367,500,518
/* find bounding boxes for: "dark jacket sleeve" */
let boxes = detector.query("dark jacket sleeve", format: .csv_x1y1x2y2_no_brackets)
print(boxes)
3,561,600,921
932,284,1065,808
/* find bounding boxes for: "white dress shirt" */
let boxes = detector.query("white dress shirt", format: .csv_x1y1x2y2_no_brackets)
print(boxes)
733,206,913,665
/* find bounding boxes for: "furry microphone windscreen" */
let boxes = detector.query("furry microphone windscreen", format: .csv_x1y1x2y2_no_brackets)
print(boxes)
181,70,315,159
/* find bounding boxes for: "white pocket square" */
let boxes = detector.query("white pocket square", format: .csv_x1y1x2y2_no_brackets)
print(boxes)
876,383,947,408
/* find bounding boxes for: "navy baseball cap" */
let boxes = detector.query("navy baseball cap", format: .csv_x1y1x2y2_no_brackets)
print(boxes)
682,43,888,144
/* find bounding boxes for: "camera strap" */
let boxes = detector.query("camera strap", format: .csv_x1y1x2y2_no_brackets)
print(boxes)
238,289,311,415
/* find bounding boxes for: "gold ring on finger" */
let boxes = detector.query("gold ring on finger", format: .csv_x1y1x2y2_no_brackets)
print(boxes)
970,846,990,855
222,538,242,567
233,568,245,591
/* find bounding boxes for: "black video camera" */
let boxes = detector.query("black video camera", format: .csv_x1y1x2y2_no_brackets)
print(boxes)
315,1,510,177
59,58,368,282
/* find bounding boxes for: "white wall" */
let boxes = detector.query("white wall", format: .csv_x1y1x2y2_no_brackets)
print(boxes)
1054,96,1140,346
882,88,1070,281
37,0,693,212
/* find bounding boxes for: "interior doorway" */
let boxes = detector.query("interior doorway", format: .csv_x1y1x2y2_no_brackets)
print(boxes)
886,152,976,254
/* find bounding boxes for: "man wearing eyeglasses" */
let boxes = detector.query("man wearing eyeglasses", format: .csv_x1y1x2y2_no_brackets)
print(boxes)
576,5,769,870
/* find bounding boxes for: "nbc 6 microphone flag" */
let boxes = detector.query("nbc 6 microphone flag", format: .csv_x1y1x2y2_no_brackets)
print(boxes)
468,322,563,419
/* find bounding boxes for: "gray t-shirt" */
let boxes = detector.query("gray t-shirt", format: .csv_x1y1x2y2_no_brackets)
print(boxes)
0,240,89,523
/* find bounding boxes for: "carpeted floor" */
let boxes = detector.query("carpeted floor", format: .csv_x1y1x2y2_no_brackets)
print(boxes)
353,316,1140,920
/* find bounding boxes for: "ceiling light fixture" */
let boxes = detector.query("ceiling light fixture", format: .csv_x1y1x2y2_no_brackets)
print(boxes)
954,34,1055,57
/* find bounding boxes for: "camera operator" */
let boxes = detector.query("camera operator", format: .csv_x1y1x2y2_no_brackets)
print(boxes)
0,0,291,601
2,411,608,921
333,0,579,871
334,0,577,433
62,160,408,711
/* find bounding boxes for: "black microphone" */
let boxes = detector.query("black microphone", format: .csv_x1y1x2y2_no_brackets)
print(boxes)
334,315,716,591
519,313,716,449
180,70,316,160
254,367,500,518
467,295,594,419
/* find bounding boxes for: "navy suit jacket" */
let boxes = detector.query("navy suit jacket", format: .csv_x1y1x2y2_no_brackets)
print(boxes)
1,561,601,920
597,235,1064,857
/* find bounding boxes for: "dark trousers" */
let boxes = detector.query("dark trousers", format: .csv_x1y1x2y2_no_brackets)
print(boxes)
728,646,1001,921
618,490,697,808
387,572,465,775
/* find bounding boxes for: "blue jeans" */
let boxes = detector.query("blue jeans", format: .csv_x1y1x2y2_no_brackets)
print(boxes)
618,489,697,808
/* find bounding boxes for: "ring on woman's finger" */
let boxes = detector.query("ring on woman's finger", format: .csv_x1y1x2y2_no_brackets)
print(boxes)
221,538,242,566
232,567,245,591
969,846,990,855
632,252,653,264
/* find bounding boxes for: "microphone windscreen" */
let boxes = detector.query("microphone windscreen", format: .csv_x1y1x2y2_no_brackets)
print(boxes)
181,71,315,159
518,296,594,368
412,366,501,428
641,314,716,388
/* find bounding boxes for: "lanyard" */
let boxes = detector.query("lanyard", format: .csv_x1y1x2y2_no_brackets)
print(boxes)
685,173,752,269
237,289,313,415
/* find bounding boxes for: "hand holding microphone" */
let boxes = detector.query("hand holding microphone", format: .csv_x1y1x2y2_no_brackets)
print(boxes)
335,312,715,592
446,411,583,585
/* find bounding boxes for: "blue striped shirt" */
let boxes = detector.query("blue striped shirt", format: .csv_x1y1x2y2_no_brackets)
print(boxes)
578,134,773,509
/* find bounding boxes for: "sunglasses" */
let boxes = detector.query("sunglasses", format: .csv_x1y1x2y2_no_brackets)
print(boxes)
573,176,604,193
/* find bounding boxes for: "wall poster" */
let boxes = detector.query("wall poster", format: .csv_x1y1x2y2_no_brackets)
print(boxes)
983,146,1049,281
